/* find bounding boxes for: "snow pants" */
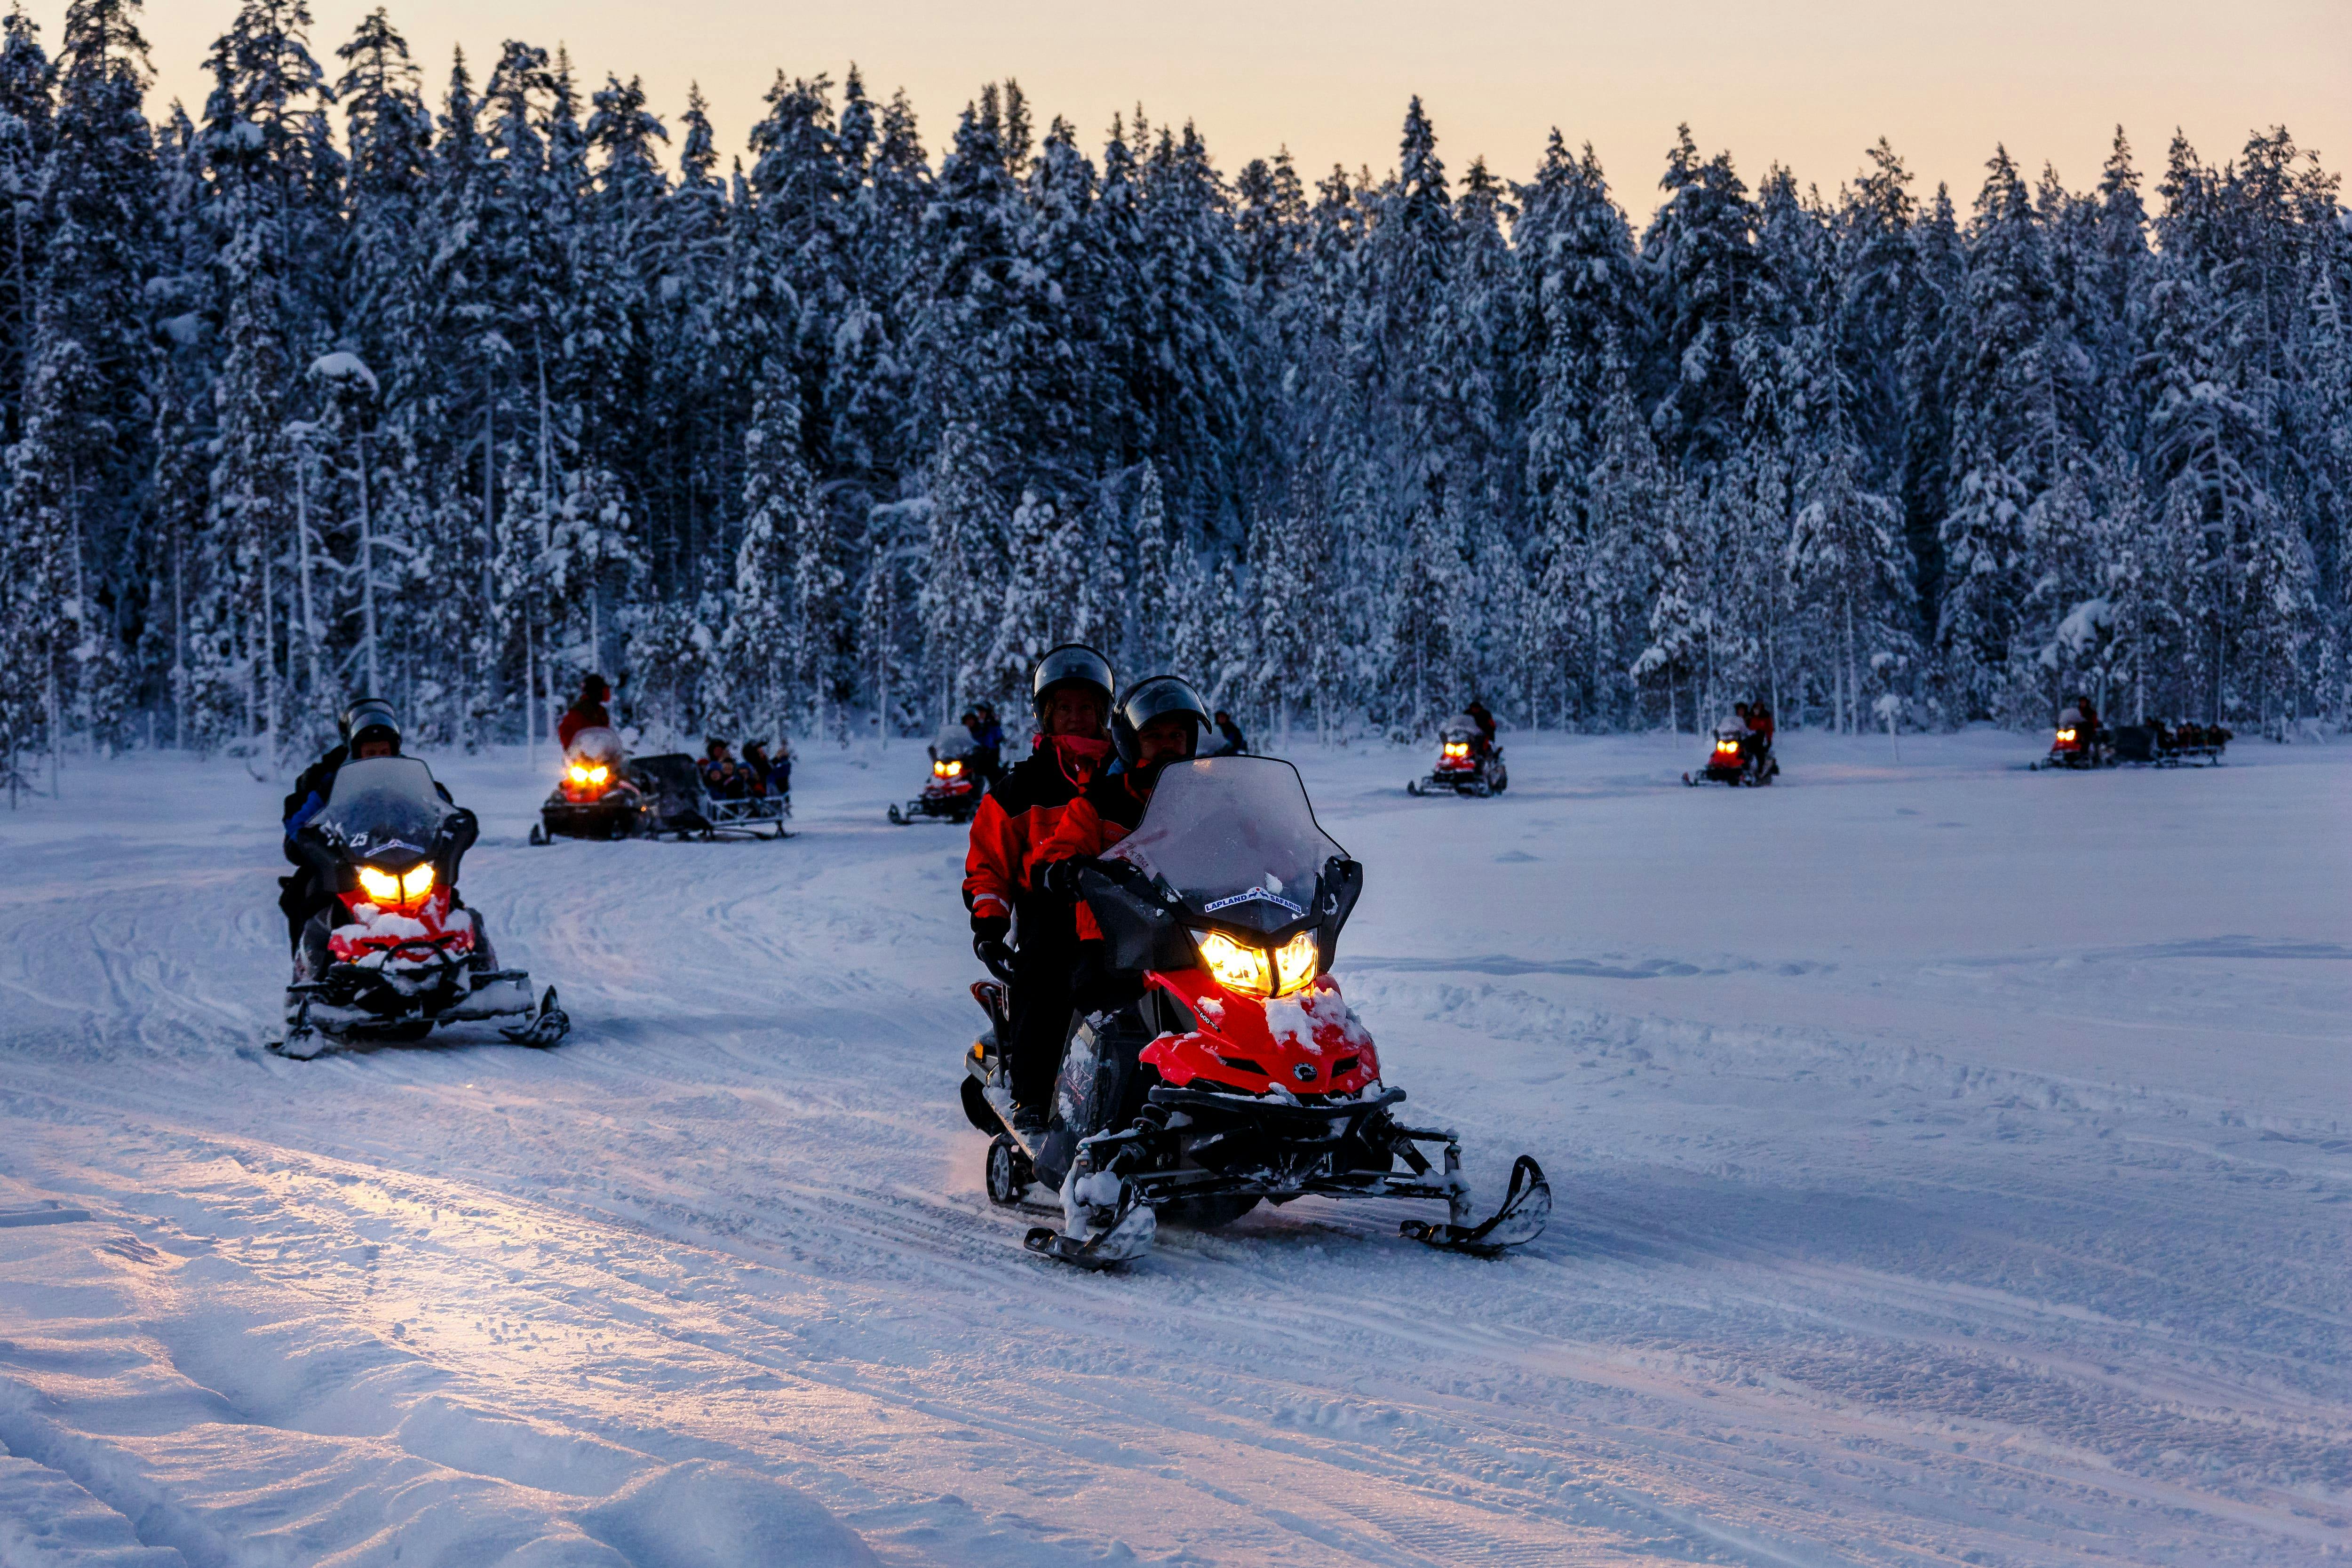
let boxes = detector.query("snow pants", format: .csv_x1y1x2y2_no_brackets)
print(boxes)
1009,893,1081,1113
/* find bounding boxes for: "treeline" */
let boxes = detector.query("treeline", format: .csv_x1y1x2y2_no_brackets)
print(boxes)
2,0,2347,773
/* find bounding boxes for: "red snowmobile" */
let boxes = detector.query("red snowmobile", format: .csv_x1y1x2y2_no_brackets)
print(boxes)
281,756,566,1059
890,724,985,825
532,725,652,842
1406,713,1508,797
961,756,1549,1269
1684,722,1778,786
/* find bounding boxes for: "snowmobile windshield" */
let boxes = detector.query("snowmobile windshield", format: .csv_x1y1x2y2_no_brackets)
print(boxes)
565,726,626,768
311,756,453,864
933,724,977,760
1439,715,1482,742
1107,757,1349,936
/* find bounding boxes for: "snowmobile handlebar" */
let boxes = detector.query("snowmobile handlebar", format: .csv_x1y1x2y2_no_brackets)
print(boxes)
973,937,1018,984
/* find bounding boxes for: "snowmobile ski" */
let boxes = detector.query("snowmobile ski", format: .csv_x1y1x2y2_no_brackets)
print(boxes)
1023,1189,1157,1270
1398,1154,1551,1255
499,986,571,1047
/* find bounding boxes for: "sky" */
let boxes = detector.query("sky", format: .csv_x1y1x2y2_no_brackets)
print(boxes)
57,0,2352,209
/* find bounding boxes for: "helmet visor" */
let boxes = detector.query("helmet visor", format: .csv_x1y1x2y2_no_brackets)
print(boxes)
1032,645,1115,707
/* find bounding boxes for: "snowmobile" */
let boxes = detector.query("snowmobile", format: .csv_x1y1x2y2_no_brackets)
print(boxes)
1684,723,1778,786
280,755,567,1059
961,755,1549,1270
531,725,653,842
890,724,985,825
1406,714,1508,797
2030,706,2112,771
531,748,791,843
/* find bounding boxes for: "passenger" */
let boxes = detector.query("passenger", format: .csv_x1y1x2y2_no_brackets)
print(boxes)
557,674,612,750
964,646,1117,1133
700,738,746,799
1464,700,1496,752
1209,709,1249,756
1746,700,1775,750
742,740,778,798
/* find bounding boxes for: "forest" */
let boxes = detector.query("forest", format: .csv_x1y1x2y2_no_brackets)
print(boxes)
2,0,2347,773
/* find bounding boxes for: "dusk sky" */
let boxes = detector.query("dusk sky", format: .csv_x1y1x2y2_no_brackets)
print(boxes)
63,0,2352,201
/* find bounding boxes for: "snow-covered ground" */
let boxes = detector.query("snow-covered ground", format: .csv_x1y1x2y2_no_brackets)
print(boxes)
0,727,2344,1566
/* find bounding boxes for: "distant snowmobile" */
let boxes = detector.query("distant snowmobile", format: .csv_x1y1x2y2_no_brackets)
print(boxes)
1684,723,1778,787
1406,714,1508,797
528,738,791,843
280,755,566,1059
961,756,1549,1269
532,725,652,842
890,724,985,825
2111,719,2231,768
2030,705,2112,771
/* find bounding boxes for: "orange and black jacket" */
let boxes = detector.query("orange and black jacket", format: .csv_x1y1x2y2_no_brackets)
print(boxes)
1034,770,1156,940
962,739,1107,921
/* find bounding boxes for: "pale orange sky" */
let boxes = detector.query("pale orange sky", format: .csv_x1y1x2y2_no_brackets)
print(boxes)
56,0,2352,205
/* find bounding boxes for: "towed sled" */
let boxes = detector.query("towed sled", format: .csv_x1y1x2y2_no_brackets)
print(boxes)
961,756,1549,1269
2112,720,2230,768
279,756,568,1060
890,724,985,825
1407,714,1508,797
530,743,790,844
1684,724,1778,787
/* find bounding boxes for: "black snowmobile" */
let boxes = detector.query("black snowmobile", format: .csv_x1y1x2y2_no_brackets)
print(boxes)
960,756,1549,1269
2029,705,2112,771
532,725,653,841
530,745,791,843
281,755,567,1059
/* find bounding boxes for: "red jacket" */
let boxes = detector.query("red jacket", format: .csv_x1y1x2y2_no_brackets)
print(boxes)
963,736,1110,920
1035,771,1156,939
557,703,609,750
1745,708,1775,744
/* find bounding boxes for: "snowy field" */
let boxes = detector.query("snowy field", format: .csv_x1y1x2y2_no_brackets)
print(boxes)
0,726,2345,1567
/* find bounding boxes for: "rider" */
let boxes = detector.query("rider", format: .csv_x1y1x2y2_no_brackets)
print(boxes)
1464,699,1496,753
1745,699,1775,751
965,645,1117,1132
1035,676,1209,1012
557,673,612,749
279,698,451,949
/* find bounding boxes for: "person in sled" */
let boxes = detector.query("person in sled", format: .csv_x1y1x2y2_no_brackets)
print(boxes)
742,738,788,799
279,698,453,950
701,738,747,798
1035,677,1211,1008
557,673,612,749
965,645,1117,1133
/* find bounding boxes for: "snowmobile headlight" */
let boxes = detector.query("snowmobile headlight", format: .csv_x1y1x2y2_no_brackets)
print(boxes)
935,759,962,778
1271,931,1318,996
2055,727,2076,742
567,762,610,786
358,862,434,907
1196,930,1275,997
1442,741,1470,758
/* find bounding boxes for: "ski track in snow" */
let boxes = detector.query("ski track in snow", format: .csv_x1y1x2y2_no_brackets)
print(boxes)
0,730,2344,1565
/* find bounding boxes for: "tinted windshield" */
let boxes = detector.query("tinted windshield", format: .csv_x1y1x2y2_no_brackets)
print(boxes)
566,726,626,767
312,756,452,860
1108,757,1347,923
933,724,977,759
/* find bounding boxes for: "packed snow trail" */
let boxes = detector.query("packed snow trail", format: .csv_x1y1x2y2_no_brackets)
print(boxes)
0,732,2344,1566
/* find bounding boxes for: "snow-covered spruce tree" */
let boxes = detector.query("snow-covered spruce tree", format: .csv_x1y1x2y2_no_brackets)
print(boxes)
0,7,53,457
6,0,158,764
725,359,814,740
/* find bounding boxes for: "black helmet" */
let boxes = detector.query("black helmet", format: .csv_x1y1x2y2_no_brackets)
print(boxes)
1030,644,1115,725
339,696,401,752
1111,674,1209,768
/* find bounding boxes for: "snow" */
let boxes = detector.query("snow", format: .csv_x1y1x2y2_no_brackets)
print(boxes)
307,350,380,395
0,730,2345,1564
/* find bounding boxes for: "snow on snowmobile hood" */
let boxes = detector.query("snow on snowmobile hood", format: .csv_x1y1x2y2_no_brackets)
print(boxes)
1106,756,1349,935
564,726,627,769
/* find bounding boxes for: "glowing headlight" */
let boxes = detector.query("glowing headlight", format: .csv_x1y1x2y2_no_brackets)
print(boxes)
1272,931,1318,996
1442,741,1469,758
1716,740,1740,754
2055,727,2077,742
935,759,962,777
568,763,609,785
1196,930,1319,998
1197,930,1274,996
357,863,435,907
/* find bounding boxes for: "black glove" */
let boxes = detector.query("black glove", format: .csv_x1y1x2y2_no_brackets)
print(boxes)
970,911,1009,947
1039,857,1090,900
